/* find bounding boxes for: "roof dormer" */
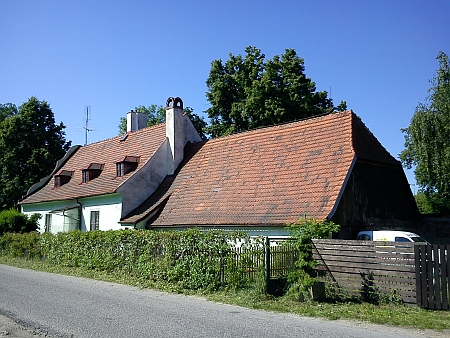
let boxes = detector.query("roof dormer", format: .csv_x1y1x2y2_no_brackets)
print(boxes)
82,163,104,183
54,170,74,188
115,156,140,177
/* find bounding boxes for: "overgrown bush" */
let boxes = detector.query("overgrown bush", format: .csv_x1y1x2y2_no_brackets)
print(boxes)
0,209,40,236
284,216,340,301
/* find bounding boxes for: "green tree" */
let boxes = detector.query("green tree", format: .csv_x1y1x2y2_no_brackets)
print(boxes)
414,192,437,215
0,209,40,236
400,52,450,214
0,103,18,121
205,46,346,138
118,105,208,140
0,97,71,209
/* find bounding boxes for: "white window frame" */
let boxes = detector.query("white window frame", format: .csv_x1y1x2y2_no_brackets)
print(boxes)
45,214,52,233
90,210,100,231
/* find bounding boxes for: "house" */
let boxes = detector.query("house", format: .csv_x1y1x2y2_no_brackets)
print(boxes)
20,97,419,239
20,97,201,233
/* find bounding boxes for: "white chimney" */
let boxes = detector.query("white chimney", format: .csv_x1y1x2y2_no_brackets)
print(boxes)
165,97,185,175
126,110,147,132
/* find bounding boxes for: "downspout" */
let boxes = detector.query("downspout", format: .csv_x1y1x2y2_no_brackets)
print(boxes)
76,198,82,231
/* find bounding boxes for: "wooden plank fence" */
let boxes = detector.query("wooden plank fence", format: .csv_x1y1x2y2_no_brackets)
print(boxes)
312,239,417,304
415,244,450,310
225,238,449,309
312,239,450,310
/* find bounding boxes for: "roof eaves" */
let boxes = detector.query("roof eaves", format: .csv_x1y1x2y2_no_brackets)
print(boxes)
120,193,172,225
327,155,357,221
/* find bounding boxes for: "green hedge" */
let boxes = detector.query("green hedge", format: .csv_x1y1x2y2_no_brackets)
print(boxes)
0,229,263,292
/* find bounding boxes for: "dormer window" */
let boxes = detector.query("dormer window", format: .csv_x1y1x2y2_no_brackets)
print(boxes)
82,163,104,183
54,170,73,188
115,156,140,177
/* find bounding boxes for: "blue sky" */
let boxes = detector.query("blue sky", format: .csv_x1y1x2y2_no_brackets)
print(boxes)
1,0,449,188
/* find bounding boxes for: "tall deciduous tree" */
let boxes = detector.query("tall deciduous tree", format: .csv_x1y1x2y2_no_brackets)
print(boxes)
400,52,450,214
118,104,207,140
0,97,71,209
0,103,18,121
205,46,346,137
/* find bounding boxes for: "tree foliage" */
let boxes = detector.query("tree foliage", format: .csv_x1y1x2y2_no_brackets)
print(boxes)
0,97,71,209
0,209,40,236
205,46,346,138
400,52,450,214
0,103,18,121
118,104,208,140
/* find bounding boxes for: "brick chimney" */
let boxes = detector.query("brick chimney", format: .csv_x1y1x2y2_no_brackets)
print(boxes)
126,110,147,132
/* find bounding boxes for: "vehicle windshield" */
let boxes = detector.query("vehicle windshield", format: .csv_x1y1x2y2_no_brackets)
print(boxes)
410,236,428,243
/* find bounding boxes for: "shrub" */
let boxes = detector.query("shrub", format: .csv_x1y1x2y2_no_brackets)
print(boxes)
284,216,340,301
0,231,42,258
0,209,40,236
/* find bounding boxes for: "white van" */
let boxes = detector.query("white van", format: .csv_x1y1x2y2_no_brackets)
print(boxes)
357,230,428,243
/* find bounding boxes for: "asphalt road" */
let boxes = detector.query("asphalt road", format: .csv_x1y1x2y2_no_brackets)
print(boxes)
0,264,441,338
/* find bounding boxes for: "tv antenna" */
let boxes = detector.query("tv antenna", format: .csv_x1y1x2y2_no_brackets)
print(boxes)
83,105,96,145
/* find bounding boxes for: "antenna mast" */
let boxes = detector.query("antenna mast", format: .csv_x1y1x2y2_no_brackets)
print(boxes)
84,105,92,145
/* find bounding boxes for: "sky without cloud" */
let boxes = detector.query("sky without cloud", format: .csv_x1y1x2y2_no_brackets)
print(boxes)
1,0,449,189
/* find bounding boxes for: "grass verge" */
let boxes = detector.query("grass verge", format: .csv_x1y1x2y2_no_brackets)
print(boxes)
1,256,449,332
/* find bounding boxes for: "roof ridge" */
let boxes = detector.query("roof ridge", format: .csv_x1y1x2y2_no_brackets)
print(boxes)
208,111,352,142
78,122,166,148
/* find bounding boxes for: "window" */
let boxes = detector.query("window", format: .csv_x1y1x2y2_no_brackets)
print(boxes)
90,211,99,231
395,237,411,243
45,214,52,233
115,156,139,177
116,162,124,177
82,163,104,183
54,170,73,188
82,170,89,183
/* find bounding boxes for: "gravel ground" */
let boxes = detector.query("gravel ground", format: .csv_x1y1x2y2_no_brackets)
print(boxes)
0,314,42,337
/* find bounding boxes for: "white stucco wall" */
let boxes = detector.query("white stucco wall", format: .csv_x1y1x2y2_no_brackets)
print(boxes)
21,193,123,233
80,194,122,231
22,200,80,233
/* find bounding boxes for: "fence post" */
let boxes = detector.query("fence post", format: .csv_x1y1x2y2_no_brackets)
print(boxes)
219,249,225,288
265,236,270,294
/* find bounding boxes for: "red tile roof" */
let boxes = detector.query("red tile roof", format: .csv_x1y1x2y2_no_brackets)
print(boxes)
123,111,399,226
20,124,167,204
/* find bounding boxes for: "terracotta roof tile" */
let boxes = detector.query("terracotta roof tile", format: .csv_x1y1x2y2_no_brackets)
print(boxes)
124,111,392,226
21,124,167,204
